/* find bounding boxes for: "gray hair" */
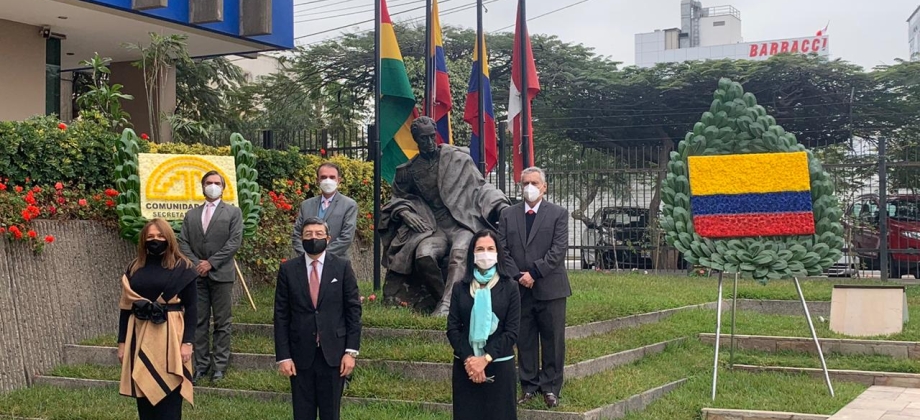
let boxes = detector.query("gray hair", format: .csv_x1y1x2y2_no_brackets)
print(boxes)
301,217,330,236
521,167,546,184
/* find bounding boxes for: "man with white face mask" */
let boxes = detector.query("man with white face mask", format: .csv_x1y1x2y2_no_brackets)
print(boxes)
292,162,358,259
178,170,244,383
497,166,570,409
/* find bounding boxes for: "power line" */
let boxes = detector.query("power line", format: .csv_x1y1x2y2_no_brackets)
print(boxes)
295,0,362,13
493,0,594,32
294,0,340,8
295,0,421,19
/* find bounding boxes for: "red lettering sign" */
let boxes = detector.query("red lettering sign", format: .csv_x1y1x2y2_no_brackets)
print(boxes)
812,39,821,51
760,44,768,56
801,40,810,53
791,40,799,53
750,44,759,57
780,41,790,53
770,43,779,55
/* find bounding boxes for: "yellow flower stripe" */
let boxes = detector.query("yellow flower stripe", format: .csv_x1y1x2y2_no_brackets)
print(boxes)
688,151,811,196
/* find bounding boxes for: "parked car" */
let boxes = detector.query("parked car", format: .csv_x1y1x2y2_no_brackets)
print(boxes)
825,254,860,277
581,207,653,270
842,194,920,278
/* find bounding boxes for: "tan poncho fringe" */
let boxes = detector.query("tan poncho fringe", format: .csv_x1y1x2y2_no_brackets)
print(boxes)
118,275,194,406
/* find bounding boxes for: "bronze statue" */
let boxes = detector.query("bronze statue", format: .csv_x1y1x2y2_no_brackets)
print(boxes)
379,116,510,316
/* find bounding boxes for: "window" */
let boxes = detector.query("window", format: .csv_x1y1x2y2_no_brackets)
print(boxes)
713,21,725,26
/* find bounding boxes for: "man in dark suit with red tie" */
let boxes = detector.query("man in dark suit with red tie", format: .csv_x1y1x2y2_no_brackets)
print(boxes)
498,167,571,409
274,217,363,420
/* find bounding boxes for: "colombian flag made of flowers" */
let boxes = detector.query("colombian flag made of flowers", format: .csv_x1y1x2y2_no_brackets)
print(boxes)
688,151,816,238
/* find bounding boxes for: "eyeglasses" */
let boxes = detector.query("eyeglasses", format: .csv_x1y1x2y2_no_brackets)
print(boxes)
302,232,327,239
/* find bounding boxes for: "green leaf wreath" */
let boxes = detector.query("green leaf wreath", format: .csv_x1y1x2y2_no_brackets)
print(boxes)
114,129,263,242
660,78,845,281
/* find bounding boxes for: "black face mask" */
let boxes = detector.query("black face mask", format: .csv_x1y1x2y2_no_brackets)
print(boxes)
146,240,168,256
303,238,328,255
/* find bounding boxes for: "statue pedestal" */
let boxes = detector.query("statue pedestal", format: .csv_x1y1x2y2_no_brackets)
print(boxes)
829,285,907,337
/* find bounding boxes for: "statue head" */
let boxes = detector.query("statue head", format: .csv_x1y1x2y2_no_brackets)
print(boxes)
410,116,438,156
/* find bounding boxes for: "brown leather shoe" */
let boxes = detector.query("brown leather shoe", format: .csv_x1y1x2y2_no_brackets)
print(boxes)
543,393,559,408
517,392,536,405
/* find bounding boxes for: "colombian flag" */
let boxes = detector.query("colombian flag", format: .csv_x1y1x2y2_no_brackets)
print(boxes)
688,152,816,238
464,33,497,173
380,0,420,183
431,0,452,145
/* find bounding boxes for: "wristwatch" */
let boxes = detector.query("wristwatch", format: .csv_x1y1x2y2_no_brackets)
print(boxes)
484,353,493,363
345,350,359,358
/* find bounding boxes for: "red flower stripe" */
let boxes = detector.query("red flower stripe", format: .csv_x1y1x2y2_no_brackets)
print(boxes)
693,212,816,238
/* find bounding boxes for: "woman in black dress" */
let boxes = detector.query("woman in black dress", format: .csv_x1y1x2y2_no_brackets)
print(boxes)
117,218,198,420
447,230,521,420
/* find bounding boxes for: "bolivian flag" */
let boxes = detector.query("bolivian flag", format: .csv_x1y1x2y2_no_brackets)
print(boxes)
688,151,815,238
380,0,419,183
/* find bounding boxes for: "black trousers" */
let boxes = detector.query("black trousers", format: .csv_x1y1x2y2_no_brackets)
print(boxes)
290,346,345,420
195,277,234,374
136,387,182,420
518,289,566,396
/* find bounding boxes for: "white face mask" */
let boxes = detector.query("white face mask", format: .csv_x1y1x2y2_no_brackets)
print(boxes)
204,184,223,200
522,184,541,203
474,252,498,270
319,179,338,194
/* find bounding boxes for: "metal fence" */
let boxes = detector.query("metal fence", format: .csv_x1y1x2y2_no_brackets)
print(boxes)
208,124,920,279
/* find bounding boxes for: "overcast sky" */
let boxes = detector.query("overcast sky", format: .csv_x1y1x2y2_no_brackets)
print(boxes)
293,0,919,70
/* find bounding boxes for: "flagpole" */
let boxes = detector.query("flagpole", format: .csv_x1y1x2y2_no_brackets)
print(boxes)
518,0,531,169
373,0,382,291
476,0,486,174
424,0,433,117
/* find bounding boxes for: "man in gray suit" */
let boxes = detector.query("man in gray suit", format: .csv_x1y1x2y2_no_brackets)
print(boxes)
178,170,244,383
498,166,571,409
292,162,358,259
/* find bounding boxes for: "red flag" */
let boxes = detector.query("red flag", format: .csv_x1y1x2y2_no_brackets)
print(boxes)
508,1,540,183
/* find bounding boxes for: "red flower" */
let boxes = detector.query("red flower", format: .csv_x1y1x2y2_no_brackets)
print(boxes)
78,199,88,206
57,197,66,205
303,184,310,190
104,188,119,197
93,194,102,201
141,133,150,140
44,235,54,243
320,148,327,156
296,190,302,195
27,230,37,239
48,205,57,214
0,183,6,191
21,209,32,222
58,122,67,130
368,294,377,302
14,186,23,193
24,191,37,205
366,213,373,220
362,179,369,185
9,226,22,239
0,227,5,235
32,186,41,193
105,199,115,207
55,182,63,190
286,180,294,186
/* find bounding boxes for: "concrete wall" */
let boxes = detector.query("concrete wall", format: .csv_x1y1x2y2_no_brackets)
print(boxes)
109,61,175,143
0,221,134,392
0,19,46,121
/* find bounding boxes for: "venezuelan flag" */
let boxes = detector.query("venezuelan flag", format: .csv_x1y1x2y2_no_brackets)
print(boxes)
688,151,816,238
431,0,452,145
380,0,419,183
464,33,497,173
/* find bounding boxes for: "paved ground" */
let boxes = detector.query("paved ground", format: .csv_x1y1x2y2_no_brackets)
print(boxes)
829,386,920,420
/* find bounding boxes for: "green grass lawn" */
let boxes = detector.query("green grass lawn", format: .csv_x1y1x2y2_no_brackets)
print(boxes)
0,385,451,420
728,349,920,374
233,272,901,329
48,340,864,413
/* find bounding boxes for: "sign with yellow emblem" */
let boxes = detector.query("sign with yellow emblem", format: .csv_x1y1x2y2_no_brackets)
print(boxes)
138,153,239,220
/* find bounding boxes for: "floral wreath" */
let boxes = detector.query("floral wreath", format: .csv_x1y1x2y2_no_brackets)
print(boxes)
660,78,845,282
114,129,262,242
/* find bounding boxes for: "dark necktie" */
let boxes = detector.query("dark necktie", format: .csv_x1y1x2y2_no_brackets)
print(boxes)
526,209,536,238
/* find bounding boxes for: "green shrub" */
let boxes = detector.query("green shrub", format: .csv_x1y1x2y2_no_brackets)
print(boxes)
0,112,139,188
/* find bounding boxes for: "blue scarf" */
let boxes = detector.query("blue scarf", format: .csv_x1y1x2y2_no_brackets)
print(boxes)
470,267,499,357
